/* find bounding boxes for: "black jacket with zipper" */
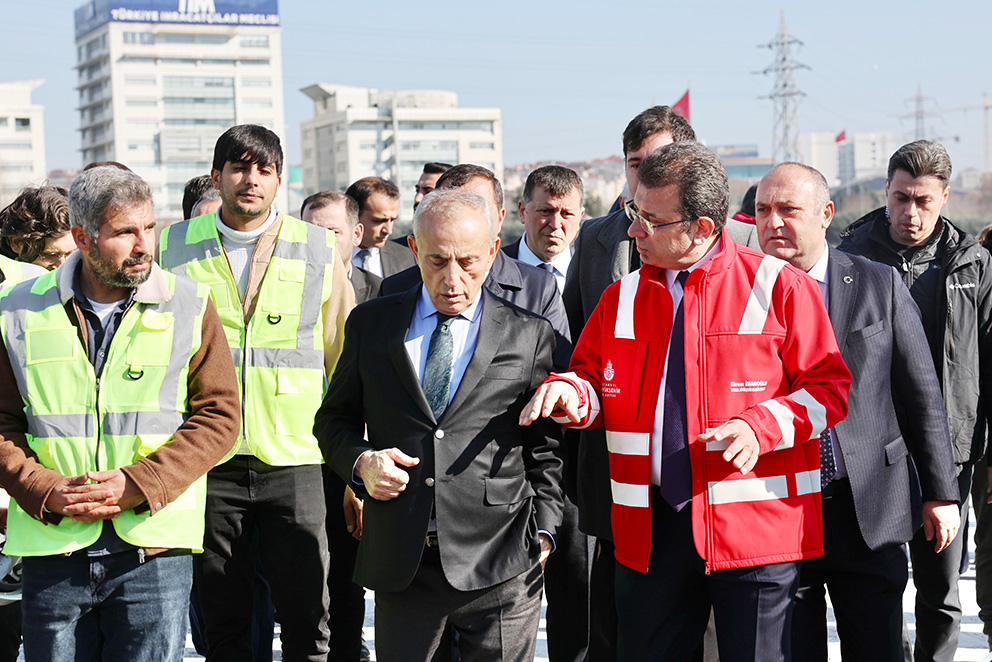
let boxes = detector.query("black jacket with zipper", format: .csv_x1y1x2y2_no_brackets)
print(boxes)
839,207,992,466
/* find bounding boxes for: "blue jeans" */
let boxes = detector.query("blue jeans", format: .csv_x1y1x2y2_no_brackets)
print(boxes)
21,549,192,662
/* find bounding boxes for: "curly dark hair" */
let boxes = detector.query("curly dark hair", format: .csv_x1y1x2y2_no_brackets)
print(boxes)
0,186,71,263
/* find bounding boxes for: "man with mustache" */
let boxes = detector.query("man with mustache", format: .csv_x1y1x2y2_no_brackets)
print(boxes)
159,124,355,661
0,165,240,661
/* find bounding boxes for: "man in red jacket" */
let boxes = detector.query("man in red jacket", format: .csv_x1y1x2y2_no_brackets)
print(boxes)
521,141,851,662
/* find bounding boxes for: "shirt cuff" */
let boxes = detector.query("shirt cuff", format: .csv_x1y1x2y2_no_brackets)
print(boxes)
538,530,556,554
351,451,371,486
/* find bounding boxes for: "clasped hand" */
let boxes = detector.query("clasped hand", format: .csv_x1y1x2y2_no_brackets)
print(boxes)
43,470,144,522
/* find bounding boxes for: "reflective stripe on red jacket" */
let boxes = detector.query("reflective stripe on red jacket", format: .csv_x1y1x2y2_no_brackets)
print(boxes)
550,233,851,573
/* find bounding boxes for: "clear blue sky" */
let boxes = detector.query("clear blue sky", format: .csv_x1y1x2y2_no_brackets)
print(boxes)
4,0,991,174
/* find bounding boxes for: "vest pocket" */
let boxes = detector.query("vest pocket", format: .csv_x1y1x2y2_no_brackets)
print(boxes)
126,312,173,366
202,280,236,316
274,367,322,436
27,435,94,477
25,328,77,364
258,260,306,316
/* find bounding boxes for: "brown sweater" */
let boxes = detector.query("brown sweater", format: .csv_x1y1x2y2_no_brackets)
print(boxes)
0,262,241,523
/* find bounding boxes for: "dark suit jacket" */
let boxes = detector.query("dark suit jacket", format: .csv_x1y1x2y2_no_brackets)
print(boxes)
503,237,521,260
560,211,760,538
380,251,573,371
826,247,958,550
379,238,417,278
315,288,564,592
350,266,381,305
502,237,526,260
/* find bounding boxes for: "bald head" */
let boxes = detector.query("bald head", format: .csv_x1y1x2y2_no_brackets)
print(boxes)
755,163,834,272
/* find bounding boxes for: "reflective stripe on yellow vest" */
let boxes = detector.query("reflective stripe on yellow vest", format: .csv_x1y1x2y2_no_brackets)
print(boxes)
0,255,37,290
159,213,334,466
0,269,210,556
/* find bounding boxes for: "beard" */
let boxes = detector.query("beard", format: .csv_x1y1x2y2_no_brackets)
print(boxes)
87,243,152,289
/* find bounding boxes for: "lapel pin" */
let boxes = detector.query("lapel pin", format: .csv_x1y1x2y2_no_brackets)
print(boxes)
843,276,853,284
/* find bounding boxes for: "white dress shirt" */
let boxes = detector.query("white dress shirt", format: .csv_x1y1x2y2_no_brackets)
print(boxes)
650,238,721,486
515,234,572,294
352,245,383,279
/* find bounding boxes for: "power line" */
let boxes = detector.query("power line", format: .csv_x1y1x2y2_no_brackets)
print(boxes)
756,11,808,163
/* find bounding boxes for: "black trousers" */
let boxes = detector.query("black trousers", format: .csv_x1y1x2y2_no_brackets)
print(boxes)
0,601,18,662
614,495,800,662
323,466,366,662
543,492,594,662
971,461,992,639
907,463,970,662
374,548,544,662
588,538,618,662
194,457,330,662
792,479,908,662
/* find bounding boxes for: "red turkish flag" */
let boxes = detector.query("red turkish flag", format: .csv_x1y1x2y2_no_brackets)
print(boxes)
835,130,847,143
673,90,690,124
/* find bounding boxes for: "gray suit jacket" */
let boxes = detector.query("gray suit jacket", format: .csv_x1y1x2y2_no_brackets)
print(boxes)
379,239,417,278
826,247,958,550
350,266,381,305
315,287,564,592
560,210,758,538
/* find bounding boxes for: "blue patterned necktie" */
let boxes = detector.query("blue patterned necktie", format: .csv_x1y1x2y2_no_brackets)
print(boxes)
423,313,456,419
820,428,837,488
660,272,692,511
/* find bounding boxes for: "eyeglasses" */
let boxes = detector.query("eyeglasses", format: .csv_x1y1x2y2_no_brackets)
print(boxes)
623,201,696,236
36,249,75,267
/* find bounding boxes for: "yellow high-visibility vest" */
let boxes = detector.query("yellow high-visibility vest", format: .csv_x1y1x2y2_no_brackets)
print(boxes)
0,267,211,556
159,213,335,466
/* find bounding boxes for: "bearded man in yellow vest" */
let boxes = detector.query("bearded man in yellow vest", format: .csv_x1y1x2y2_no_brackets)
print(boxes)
159,124,354,661
0,165,240,661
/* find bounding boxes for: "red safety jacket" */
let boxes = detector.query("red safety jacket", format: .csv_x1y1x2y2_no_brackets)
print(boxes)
550,233,851,573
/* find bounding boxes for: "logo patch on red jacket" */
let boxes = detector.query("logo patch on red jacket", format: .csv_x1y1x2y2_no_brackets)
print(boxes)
730,379,768,393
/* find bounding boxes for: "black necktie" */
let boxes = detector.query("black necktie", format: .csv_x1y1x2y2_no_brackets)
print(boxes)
423,314,456,419
661,272,691,511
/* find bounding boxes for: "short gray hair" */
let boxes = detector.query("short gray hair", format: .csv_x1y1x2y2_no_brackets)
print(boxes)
413,189,495,242
196,188,221,205
69,166,153,237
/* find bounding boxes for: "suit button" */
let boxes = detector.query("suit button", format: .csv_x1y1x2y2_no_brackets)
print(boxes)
425,477,435,487
434,429,444,439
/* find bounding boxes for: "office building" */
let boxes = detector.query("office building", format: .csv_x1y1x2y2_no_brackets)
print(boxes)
74,0,285,222
300,84,502,222
799,131,894,186
0,80,47,208
837,132,894,185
